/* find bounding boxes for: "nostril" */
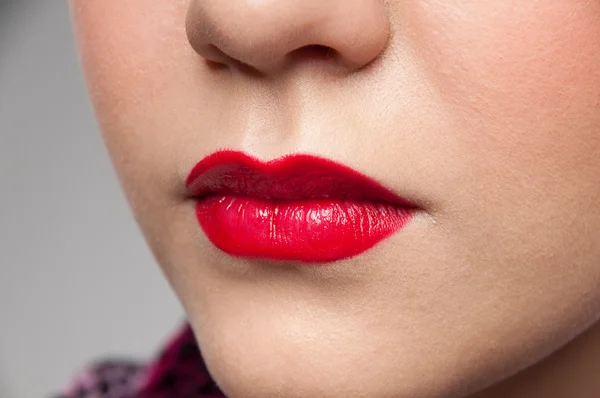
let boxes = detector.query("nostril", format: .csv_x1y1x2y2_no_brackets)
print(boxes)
203,44,231,64
205,59,229,70
201,44,261,74
289,44,338,61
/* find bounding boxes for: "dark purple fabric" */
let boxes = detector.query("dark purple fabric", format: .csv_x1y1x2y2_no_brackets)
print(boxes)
56,324,226,398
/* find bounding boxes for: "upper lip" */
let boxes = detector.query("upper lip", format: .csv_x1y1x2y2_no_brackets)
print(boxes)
185,150,415,207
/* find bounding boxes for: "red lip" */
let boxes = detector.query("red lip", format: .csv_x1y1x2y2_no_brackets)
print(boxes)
185,150,415,263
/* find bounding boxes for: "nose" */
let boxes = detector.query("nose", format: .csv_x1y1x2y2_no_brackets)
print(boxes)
185,0,391,75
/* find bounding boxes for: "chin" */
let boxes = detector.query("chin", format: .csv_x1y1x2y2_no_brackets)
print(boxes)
187,317,496,398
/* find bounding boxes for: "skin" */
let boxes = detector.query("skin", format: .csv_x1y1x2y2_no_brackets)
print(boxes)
70,1,600,397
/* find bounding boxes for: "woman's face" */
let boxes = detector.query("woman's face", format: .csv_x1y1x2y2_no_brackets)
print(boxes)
71,1,600,397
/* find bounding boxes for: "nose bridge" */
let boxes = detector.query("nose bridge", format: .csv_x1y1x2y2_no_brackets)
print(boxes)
186,0,391,75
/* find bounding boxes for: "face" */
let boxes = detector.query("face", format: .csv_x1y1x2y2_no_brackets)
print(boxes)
70,1,600,397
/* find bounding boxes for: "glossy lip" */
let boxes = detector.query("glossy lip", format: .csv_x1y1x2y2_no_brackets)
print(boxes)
185,150,416,264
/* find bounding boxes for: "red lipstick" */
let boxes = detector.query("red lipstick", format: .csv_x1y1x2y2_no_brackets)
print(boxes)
185,150,415,263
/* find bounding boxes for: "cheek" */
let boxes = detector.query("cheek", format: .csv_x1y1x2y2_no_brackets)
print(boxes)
409,0,600,133
410,1,600,112
70,0,187,112
406,0,600,204
70,0,196,199
70,0,204,263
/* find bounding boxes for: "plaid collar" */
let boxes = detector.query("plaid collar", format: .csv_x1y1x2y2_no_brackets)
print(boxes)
58,323,226,398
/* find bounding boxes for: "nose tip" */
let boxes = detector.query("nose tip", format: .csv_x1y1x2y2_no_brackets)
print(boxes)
185,0,391,75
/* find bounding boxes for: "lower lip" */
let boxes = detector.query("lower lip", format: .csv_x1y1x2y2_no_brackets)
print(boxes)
195,195,414,263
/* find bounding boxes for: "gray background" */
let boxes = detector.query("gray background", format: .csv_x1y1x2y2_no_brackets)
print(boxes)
0,2,183,397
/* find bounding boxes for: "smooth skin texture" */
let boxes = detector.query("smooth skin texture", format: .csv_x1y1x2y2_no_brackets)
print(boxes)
70,1,600,397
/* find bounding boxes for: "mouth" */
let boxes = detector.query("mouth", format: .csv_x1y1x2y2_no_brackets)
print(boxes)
185,150,416,264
